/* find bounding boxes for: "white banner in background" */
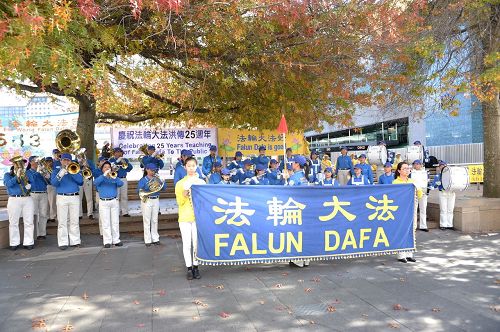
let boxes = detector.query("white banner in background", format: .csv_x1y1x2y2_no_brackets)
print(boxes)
111,127,217,159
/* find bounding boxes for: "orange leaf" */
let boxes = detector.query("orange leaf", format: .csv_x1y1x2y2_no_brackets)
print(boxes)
327,305,336,312
62,323,74,331
304,288,312,293
31,318,47,329
388,322,400,329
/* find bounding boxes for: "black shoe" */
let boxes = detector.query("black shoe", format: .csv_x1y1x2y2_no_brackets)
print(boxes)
145,243,151,247
158,211,161,215
114,242,123,247
79,216,83,220
153,241,160,246
447,227,455,230
70,244,81,248
88,215,94,220
123,214,130,217
59,246,68,250
289,261,304,268
186,269,194,280
9,245,19,251
23,245,35,250
37,236,46,240
440,227,447,230
398,258,408,263
406,257,417,262
192,266,201,279
48,219,55,223
419,228,429,232
104,244,111,248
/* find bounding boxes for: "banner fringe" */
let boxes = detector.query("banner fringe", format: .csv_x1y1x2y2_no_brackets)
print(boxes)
196,249,416,266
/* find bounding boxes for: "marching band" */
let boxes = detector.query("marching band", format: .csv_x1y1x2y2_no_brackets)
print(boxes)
3,130,467,272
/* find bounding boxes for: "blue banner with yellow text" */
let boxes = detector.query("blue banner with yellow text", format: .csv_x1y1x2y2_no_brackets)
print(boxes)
192,184,416,265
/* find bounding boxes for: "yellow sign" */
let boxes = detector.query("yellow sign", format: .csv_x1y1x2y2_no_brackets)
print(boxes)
467,164,483,183
217,129,308,157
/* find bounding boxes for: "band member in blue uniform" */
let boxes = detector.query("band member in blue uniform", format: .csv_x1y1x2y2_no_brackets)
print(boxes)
227,151,244,171
320,167,339,186
266,159,284,185
279,147,294,172
357,154,374,184
238,159,255,185
202,145,222,177
307,150,322,184
138,163,167,246
377,162,394,184
94,161,124,247
250,164,270,185
252,145,270,170
347,164,371,186
141,145,165,173
4,160,35,250
109,147,133,217
219,168,236,185
26,156,49,240
51,153,84,250
207,162,223,184
335,146,353,186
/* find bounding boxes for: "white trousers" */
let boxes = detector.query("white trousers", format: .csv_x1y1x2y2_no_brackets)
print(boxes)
141,198,160,244
337,170,351,186
79,178,94,217
56,195,81,246
417,194,428,229
47,185,57,219
439,191,456,228
118,178,129,215
179,222,198,267
95,191,100,210
398,197,417,259
7,196,34,246
32,192,49,237
100,198,120,245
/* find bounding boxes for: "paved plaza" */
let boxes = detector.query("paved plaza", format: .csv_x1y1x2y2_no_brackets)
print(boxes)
0,229,498,332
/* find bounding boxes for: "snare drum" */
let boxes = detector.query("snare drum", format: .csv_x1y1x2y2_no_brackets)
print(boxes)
406,145,423,163
441,166,469,192
367,145,387,166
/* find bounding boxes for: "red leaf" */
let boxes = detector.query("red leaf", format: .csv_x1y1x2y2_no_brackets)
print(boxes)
133,300,140,305
158,289,166,296
393,304,402,310
219,311,230,318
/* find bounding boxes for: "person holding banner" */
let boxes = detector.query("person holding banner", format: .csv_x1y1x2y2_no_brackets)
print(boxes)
94,161,124,248
377,162,394,184
26,156,49,240
410,160,429,232
175,157,206,280
202,145,222,177
319,167,339,186
109,147,133,217
432,160,456,230
335,146,353,186
393,161,423,263
347,164,371,186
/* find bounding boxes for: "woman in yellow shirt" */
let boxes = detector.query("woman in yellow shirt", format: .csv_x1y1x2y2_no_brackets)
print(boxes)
393,161,422,264
175,157,206,280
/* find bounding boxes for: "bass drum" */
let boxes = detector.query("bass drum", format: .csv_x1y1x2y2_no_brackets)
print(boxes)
406,145,423,163
367,145,387,166
441,166,469,192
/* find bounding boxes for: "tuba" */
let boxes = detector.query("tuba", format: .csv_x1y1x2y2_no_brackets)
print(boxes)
139,175,165,203
56,129,81,154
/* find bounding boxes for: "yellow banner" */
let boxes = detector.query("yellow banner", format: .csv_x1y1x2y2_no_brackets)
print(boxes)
217,129,309,158
467,164,483,183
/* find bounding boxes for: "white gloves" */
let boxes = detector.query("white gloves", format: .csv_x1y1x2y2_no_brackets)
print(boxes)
116,157,123,163
25,184,31,190
57,168,67,179
36,166,43,173
435,181,441,186
104,169,111,176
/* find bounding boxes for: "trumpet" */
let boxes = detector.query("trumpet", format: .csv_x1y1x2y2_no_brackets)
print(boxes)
108,171,118,179
75,148,93,180
66,162,81,175
139,175,165,202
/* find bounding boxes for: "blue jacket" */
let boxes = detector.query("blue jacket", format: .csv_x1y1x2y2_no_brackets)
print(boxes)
279,156,294,172
207,172,222,184
357,162,374,184
252,155,270,170
266,169,284,185
432,173,444,191
287,170,309,186
3,172,33,195
347,174,371,186
108,157,133,178
26,168,48,192
141,155,164,170
94,175,123,198
238,169,255,185
137,175,167,198
50,166,83,193
335,155,353,175
378,173,394,184
227,160,243,170
320,178,340,186
250,175,270,185
202,154,222,176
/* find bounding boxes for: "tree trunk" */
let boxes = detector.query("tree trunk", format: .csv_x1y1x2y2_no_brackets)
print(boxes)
75,94,97,162
482,93,500,198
